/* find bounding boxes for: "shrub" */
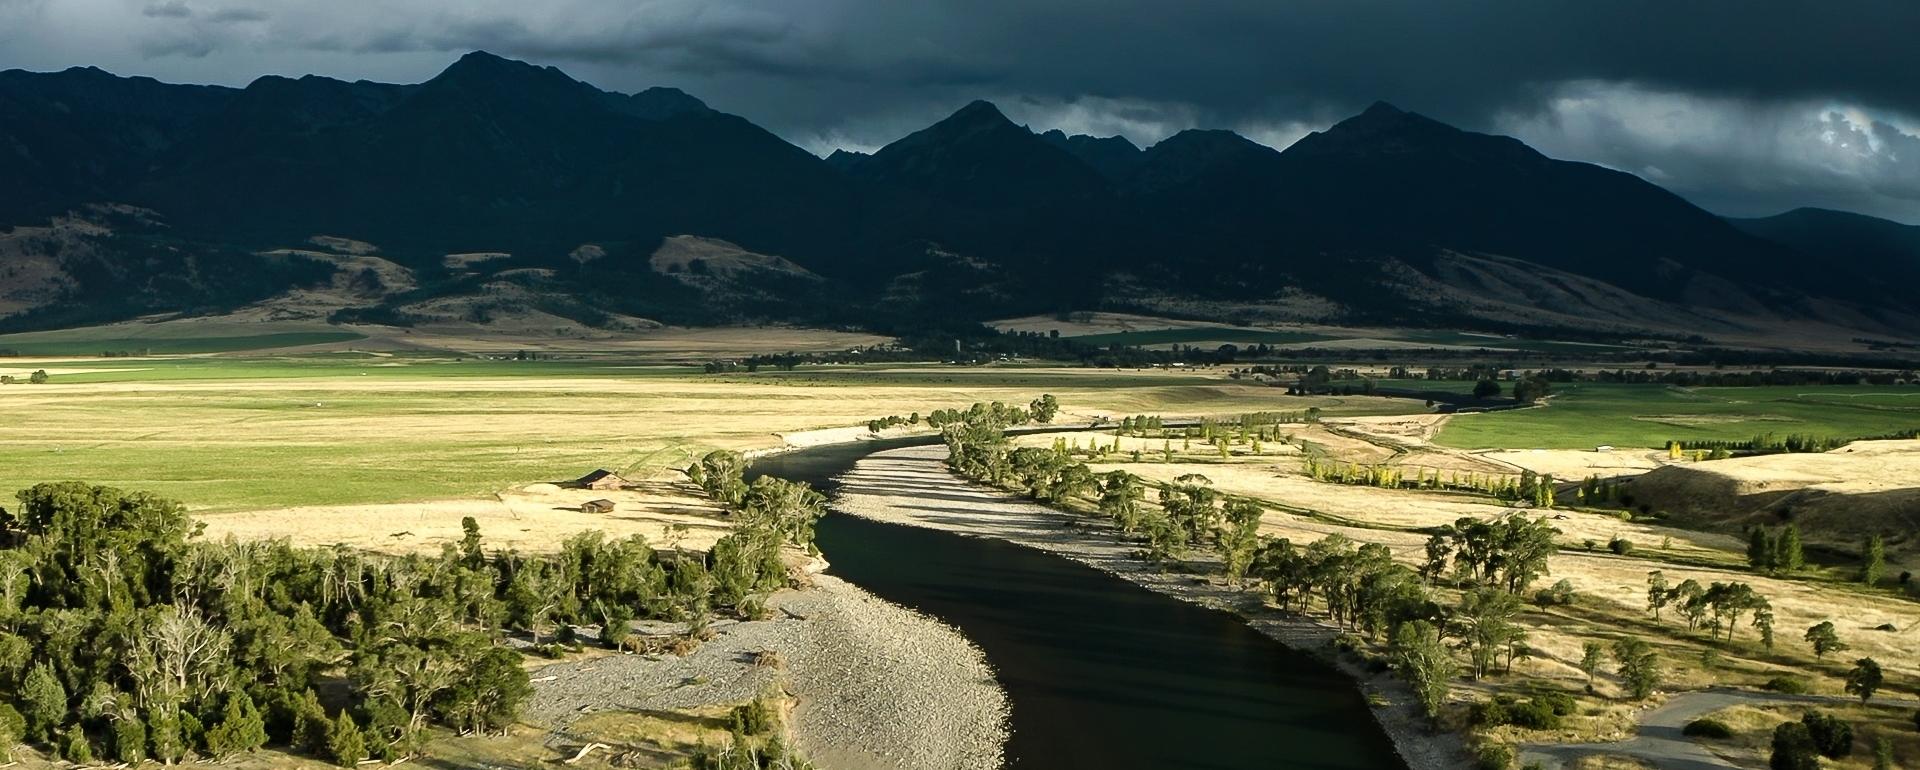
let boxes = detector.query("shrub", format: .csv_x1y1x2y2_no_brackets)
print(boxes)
1532,690,1578,717
727,698,777,736
1684,718,1735,739
599,603,633,648
60,725,93,763
1505,700,1562,730
1764,676,1810,695
1476,743,1515,770
1468,697,1513,728
738,596,772,621
1608,536,1635,556
1801,711,1854,758
1469,693,1571,730
0,705,23,763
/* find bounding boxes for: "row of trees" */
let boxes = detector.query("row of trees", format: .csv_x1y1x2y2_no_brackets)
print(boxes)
1304,459,1557,506
935,404,1596,724
1643,572,1775,644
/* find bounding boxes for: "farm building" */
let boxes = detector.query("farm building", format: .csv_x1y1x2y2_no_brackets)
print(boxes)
581,499,615,514
574,469,627,490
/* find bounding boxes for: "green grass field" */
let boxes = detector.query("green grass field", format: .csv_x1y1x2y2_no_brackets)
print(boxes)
1065,327,1334,346
1064,326,1633,353
1435,382,1920,449
0,357,1421,511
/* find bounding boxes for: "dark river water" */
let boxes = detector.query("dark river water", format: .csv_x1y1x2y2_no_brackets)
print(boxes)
749,436,1406,770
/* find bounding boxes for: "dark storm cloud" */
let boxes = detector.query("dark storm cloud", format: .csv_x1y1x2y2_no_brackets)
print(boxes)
141,0,192,18
207,7,268,23
2,0,1917,220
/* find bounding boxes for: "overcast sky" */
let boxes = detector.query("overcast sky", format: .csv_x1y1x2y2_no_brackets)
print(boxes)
5,0,1919,223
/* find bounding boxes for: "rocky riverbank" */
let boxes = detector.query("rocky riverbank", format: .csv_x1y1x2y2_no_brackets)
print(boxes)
829,444,1471,770
522,572,1007,770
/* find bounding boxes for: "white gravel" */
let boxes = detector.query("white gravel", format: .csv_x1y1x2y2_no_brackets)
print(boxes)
522,573,1007,770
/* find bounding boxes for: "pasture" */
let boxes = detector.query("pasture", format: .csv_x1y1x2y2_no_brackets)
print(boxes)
0,356,1422,514
1435,382,1920,449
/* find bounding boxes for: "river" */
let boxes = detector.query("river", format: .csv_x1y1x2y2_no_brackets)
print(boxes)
750,435,1406,770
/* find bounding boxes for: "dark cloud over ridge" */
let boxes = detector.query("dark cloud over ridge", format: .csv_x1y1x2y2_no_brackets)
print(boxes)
3,0,1917,221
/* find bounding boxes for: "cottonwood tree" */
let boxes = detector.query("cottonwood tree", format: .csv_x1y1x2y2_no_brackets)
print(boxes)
1097,472,1145,531
1805,621,1848,660
1455,589,1525,679
1646,571,1672,620
1390,620,1457,719
1208,502,1262,585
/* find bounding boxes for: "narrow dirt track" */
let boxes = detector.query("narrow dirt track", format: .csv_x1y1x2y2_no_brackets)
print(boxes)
1520,688,1920,770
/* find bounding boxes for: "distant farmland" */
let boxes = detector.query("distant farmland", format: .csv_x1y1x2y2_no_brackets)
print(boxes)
1436,382,1920,449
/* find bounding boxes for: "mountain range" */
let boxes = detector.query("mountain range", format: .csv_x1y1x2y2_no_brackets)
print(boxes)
3,51,1916,340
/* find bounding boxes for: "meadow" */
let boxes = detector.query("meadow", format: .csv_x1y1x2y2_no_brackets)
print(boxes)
1434,382,1920,449
0,356,1421,513
0,331,366,355
1061,325,1634,353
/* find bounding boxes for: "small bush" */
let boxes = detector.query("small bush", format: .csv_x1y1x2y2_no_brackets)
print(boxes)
1475,743,1515,770
1468,697,1513,728
1469,693,1571,731
727,698,777,736
1532,690,1578,717
1684,718,1734,739
1764,676,1810,695
0,705,23,763
738,596,772,621
1505,700,1562,730
1608,536,1635,556
61,725,93,763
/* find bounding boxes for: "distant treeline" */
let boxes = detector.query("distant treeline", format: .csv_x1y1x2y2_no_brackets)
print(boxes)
1676,428,1920,455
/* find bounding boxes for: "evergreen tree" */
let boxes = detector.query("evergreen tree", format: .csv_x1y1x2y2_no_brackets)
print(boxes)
1862,535,1886,585
1612,638,1662,700
329,711,365,768
111,716,146,763
206,692,269,757
19,661,66,743
1776,525,1805,572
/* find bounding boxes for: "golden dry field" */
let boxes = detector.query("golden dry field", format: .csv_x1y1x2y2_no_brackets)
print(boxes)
0,350,1423,553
